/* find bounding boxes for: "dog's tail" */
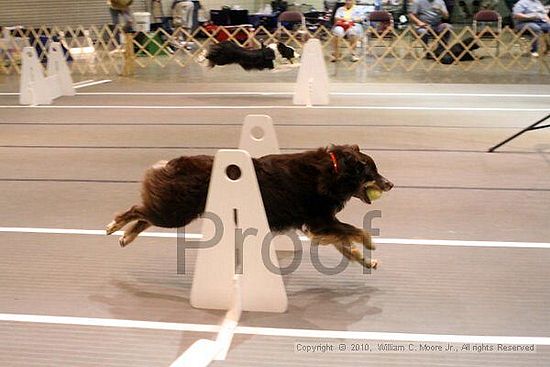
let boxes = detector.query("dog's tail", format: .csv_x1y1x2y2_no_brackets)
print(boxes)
204,41,240,67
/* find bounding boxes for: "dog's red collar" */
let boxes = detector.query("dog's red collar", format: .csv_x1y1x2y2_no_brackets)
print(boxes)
329,152,339,173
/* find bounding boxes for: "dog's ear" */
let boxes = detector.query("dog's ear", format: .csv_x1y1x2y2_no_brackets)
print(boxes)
339,149,367,180
332,145,363,167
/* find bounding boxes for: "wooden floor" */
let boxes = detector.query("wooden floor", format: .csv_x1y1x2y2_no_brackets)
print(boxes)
0,76,549,366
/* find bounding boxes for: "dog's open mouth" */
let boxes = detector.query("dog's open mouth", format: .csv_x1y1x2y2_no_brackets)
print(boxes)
355,182,377,204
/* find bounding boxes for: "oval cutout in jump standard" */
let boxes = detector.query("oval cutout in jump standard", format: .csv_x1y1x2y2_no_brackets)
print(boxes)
251,126,265,140
226,164,242,181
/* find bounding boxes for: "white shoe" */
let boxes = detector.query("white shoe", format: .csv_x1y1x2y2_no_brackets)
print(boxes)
531,52,539,57
350,54,360,62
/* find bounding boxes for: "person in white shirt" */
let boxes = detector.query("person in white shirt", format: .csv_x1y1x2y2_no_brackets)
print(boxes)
331,0,365,62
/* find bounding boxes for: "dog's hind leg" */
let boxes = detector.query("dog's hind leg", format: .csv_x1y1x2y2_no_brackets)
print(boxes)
106,205,148,235
119,220,151,247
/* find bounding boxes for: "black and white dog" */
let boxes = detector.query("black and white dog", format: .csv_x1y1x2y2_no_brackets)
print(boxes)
200,41,299,71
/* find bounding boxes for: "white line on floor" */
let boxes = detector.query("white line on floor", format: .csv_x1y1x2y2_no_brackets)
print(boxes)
334,92,550,98
72,79,94,86
0,313,548,345
374,238,550,248
0,91,549,98
1,226,549,249
0,105,549,112
74,79,112,89
0,80,108,96
0,226,200,239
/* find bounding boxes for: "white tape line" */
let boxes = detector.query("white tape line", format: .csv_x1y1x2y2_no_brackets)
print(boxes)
0,313,219,332
1,92,549,98
169,339,220,367
214,274,242,360
73,79,112,89
0,105,549,111
0,313,549,345
213,319,238,361
169,275,242,366
331,92,550,98
1,226,549,249
0,226,200,239
72,79,94,86
374,238,550,249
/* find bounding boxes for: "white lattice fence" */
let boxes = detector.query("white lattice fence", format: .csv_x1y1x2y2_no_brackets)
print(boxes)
1,24,548,76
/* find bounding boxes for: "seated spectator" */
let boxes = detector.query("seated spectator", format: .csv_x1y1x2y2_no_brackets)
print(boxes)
409,0,453,45
331,0,365,62
512,0,550,57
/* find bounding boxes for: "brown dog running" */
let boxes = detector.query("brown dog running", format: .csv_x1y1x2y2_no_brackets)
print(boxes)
106,145,393,269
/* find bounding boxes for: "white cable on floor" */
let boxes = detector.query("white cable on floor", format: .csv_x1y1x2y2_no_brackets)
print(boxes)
169,275,242,367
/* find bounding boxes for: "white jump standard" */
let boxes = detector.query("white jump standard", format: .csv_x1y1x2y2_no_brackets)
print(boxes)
19,42,75,105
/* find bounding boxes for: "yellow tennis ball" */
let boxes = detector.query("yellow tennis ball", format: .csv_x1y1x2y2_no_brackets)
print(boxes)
367,187,383,202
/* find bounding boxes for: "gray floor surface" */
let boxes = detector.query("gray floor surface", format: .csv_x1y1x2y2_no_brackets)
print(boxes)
0,77,549,366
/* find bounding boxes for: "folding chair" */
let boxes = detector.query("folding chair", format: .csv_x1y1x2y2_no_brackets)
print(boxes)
277,11,308,42
473,10,502,56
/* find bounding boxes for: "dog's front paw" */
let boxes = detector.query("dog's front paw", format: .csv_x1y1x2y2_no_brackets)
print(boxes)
370,259,378,270
119,236,128,248
350,248,378,270
361,231,375,250
106,221,120,235
358,257,378,270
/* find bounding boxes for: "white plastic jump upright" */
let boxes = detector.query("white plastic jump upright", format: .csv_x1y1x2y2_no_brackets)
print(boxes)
19,42,75,106
190,149,288,313
238,115,299,251
47,42,76,97
238,115,281,157
293,38,329,106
